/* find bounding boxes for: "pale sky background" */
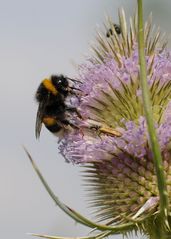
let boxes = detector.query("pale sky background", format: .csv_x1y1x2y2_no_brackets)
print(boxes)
1,1,171,239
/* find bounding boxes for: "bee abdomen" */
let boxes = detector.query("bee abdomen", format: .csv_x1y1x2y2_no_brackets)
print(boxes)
43,117,61,133
45,124,62,133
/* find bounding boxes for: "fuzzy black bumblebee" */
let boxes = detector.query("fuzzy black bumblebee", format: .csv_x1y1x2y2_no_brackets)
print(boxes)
106,23,121,37
35,75,79,138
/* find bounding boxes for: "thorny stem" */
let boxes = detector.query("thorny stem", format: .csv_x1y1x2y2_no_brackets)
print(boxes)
137,0,169,235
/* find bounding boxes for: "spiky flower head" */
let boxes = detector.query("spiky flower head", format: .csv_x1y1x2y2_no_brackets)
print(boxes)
59,9,171,237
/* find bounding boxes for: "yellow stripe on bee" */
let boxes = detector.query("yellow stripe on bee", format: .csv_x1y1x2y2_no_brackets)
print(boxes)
42,78,58,95
43,117,57,126
100,127,122,137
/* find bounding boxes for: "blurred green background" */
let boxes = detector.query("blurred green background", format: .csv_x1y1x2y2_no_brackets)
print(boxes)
0,1,170,239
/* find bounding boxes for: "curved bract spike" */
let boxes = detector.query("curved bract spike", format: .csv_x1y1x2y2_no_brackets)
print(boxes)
24,147,139,233
29,231,111,239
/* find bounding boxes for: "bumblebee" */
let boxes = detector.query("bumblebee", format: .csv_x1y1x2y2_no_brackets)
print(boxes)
35,74,80,138
106,23,121,38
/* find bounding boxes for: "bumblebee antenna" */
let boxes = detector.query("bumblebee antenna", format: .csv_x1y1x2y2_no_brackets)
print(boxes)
70,86,82,92
67,77,83,84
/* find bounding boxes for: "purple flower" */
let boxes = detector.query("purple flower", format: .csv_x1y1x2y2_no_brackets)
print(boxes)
58,10,171,236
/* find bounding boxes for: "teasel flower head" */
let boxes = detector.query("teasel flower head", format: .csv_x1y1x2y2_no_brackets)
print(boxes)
58,9,171,237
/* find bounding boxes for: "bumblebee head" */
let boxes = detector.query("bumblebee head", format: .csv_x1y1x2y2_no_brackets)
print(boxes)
51,75,69,96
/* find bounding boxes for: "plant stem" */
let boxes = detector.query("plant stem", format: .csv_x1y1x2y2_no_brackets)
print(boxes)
137,0,169,230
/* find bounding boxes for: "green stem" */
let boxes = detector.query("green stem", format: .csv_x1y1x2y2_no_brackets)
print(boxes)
149,230,162,239
146,216,171,239
148,220,166,239
137,0,169,230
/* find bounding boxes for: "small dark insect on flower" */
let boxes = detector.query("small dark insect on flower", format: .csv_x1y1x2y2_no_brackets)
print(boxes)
35,74,81,139
106,23,121,37
83,119,122,137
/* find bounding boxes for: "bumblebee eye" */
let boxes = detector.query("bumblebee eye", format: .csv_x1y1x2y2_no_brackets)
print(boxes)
61,78,69,87
58,78,68,88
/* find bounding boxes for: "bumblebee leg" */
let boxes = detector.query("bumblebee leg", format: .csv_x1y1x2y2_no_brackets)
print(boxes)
61,119,80,129
65,107,83,119
90,126,102,140
70,87,82,92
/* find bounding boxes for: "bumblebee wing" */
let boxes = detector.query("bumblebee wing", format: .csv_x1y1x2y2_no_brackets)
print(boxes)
35,102,46,139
